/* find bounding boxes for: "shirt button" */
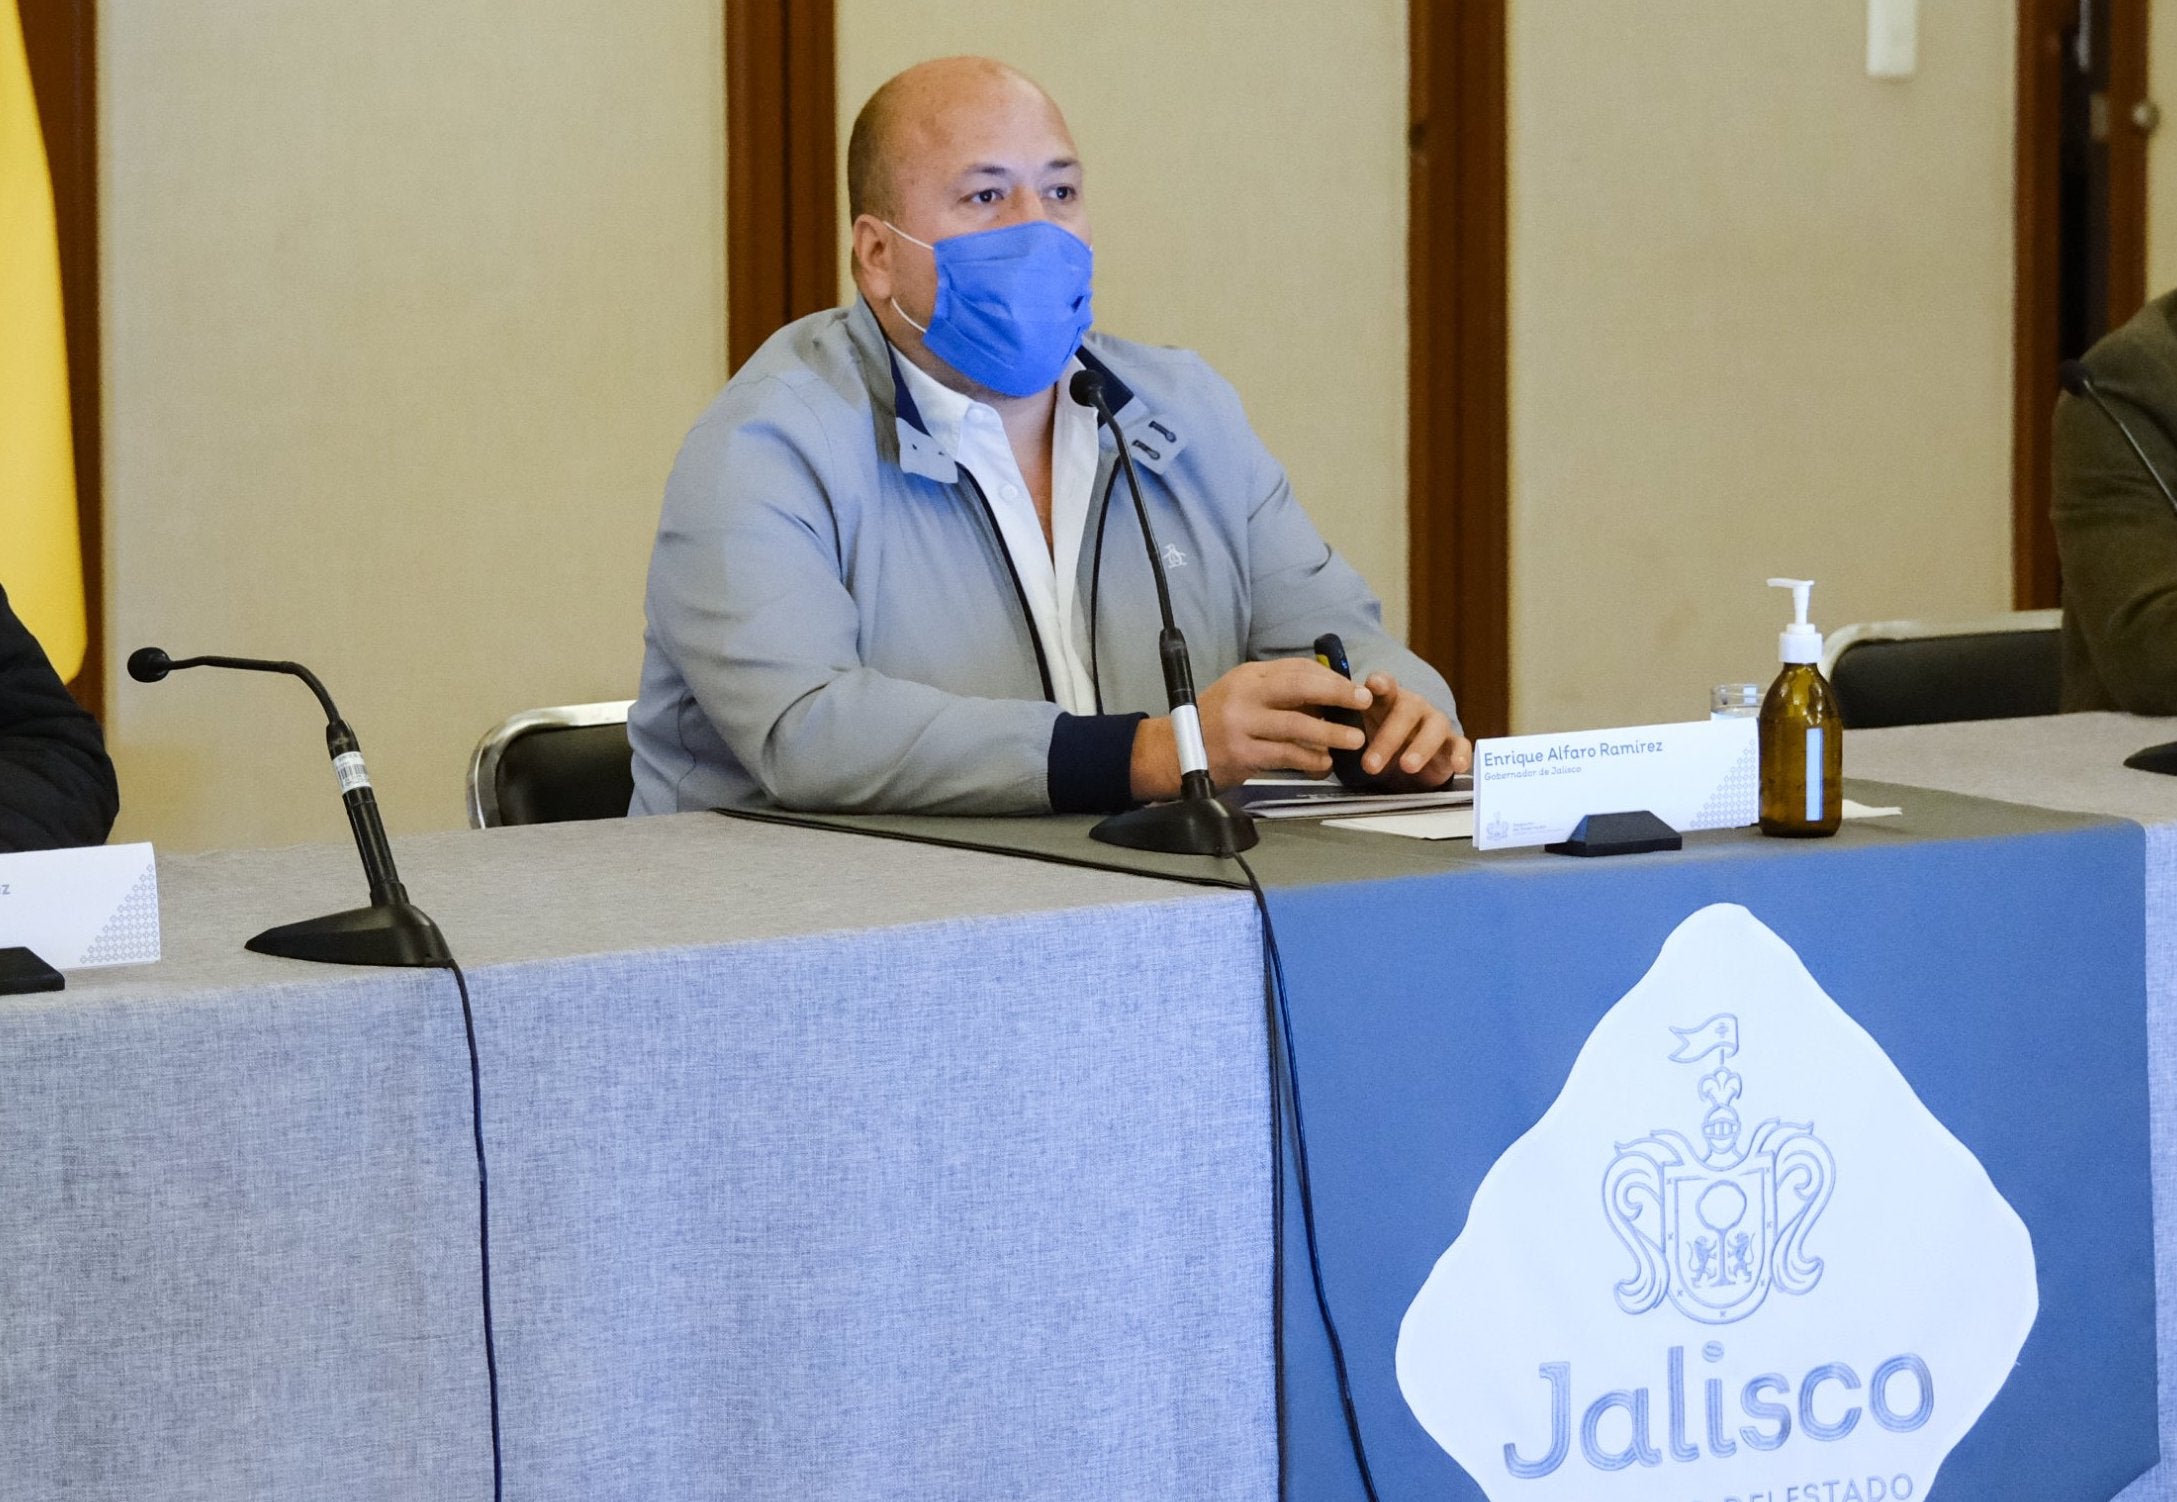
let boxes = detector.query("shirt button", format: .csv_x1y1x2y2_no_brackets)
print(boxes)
1002,484,1020,500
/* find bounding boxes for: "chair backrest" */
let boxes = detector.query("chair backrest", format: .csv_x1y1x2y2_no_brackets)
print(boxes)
1820,610,2064,730
467,701,636,829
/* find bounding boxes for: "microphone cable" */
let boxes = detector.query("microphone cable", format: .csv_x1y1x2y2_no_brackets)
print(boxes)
125,645,501,1494
439,957,504,1500
1232,849,1382,1502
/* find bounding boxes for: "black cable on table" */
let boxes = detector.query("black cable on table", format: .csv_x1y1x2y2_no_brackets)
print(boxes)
440,958,504,1500
1257,878,1290,1492
1234,850,1381,1502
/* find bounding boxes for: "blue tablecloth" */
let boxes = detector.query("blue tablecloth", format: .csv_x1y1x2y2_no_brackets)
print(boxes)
1267,818,2157,1501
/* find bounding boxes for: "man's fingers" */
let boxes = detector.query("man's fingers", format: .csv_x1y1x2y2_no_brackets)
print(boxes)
1414,737,1466,784
1362,690,1429,775
1268,744,1334,777
1234,733,1331,777
1259,657,1372,711
1256,707,1365,753
1396,712,1452,775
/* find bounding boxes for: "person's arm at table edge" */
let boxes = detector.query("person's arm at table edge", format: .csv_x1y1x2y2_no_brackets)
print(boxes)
657,385,1153,815
2052,366,2177,715
0,586,118,853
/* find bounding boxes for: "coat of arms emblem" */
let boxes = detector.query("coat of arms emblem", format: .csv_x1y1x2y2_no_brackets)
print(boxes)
1602,1013,1834,1325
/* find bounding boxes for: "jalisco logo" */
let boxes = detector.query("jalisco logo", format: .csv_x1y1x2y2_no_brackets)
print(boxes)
1500,1016,1933,1481
1395,904,2037,1502
1604,1015,1833,1327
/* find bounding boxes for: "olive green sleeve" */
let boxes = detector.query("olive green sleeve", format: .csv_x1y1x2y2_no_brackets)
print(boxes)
2051,323,2177,714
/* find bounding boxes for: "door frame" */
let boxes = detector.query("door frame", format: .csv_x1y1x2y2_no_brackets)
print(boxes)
725,0,837,372
1408,0,1510,739
2013,0,2151,610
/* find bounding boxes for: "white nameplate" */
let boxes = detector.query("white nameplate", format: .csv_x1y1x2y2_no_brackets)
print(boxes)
0,842,161,969
1473,719,1757,851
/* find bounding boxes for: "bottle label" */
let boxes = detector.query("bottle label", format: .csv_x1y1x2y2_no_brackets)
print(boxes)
1805,728,1824,822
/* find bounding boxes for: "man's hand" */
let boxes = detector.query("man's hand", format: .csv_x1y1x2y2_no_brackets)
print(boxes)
1356,671,1470,790
1129,659,1372,801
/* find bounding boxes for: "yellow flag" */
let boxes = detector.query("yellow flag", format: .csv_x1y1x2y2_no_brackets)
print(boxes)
0,0,85,681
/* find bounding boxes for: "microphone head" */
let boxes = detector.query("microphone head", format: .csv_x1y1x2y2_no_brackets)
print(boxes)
126,647,173,683
1067,368,1105,409
2059,359,2097,397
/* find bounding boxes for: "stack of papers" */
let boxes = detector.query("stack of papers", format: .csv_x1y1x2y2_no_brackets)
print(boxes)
1229,777,1473,822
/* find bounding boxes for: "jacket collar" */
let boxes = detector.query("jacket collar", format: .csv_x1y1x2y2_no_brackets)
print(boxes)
1073,346,1188,475
847,297,1187,483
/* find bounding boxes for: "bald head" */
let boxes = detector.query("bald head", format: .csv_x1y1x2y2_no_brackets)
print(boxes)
846,57,1071,223
846,56,1090,394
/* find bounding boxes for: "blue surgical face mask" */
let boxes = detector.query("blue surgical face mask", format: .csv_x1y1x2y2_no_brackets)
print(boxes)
885,219,1094,398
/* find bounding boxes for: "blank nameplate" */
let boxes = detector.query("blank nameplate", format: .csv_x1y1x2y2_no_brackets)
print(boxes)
0,843,161,970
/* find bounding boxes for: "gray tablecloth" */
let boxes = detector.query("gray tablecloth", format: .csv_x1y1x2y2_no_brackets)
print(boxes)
2,814,1271,1500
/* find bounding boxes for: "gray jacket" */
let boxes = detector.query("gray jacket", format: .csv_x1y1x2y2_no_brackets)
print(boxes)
630,298,1456,815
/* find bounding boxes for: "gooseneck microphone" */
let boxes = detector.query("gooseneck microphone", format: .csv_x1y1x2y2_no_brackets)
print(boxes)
128,646,451,965
2055,362,2177,778
1069,369,1258,856
2059,360,2177,516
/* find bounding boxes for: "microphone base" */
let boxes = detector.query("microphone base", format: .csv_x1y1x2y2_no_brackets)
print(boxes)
1091,795,1259,857
2126,739,2177,776
247,900,452,968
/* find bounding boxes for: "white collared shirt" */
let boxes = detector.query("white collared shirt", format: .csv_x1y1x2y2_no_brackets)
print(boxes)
892,353,1104,714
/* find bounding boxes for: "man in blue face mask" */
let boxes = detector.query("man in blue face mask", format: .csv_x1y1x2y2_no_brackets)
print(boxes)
630,57,1466,816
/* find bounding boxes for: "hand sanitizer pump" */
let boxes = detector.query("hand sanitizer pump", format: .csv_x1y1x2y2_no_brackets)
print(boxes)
1760,578,1842,836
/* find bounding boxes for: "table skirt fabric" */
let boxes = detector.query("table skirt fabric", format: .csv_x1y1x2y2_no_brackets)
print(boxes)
0,893,1272,1501
2122,823,2177,1502
8,730,2177,1499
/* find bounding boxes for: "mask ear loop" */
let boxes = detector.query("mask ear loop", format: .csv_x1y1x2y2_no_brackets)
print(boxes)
882,221,937,334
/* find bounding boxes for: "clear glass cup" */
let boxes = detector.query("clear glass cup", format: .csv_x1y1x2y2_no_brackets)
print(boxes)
1711,683,1762,720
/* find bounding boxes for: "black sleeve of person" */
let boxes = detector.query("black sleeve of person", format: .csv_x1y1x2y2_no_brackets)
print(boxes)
0,585,119,853
1048,711,1148,814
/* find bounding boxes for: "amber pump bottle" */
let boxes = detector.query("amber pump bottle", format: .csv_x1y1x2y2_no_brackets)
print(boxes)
1758,578,1842,837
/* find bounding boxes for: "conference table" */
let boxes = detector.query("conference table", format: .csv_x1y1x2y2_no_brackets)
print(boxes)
0,711,2170,1500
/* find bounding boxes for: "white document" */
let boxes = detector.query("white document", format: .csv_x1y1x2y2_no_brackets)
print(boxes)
1472,719,1757,851
1324,807,1477,841
0,842,161,969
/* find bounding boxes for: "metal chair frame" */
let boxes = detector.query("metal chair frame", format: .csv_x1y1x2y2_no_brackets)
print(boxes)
466,700,634,830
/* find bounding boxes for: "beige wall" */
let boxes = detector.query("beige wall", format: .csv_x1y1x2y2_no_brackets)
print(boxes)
835,0,1412,635
1508,0,2017,732
101,2,725,852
